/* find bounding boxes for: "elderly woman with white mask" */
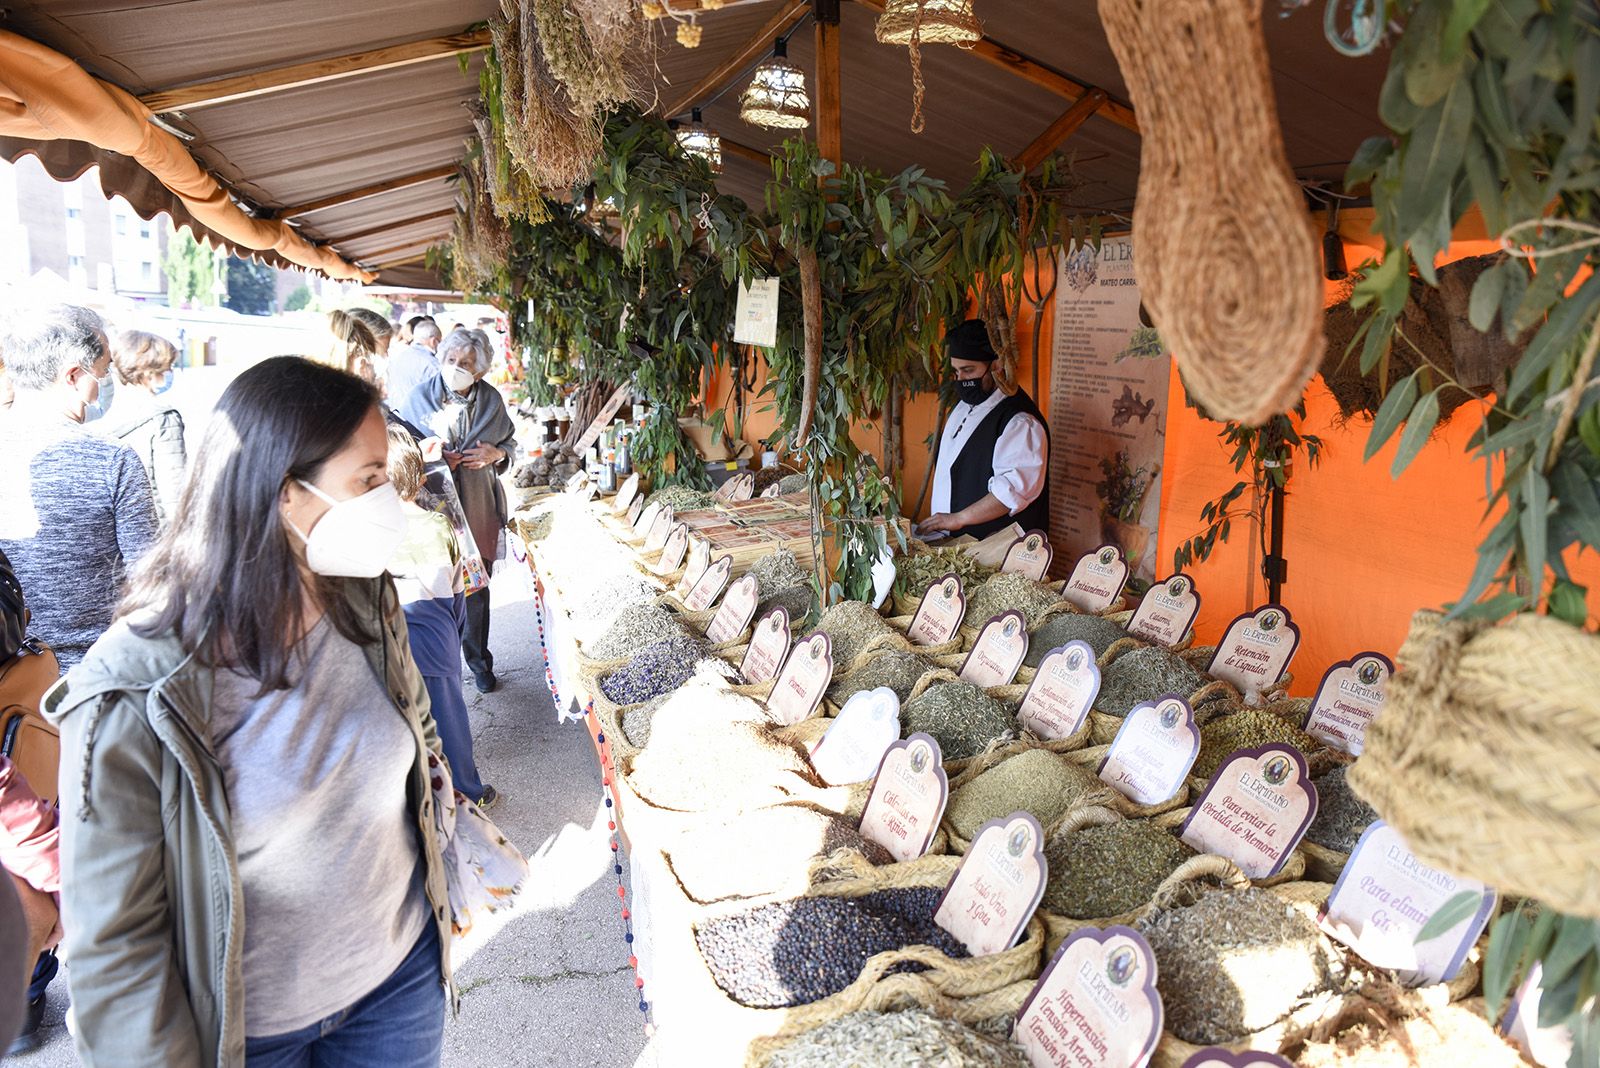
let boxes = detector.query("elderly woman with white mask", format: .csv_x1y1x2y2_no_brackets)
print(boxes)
398,329,516,693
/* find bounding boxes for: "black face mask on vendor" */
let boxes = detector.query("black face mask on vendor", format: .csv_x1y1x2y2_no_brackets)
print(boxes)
956,377,995,406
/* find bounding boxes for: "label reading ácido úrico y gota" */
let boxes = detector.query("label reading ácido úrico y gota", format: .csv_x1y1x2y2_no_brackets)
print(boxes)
1001,530,1054,582
860,732,949,862
960,610,1030,687
684,554,733,612
653,522,689,575
811,687,902,787
1303,652,1393,756
935,812,1047,956
1128,573,1202,649
613,472,640,513
1206,605,1299,700
1180,743,1318,880
1061,545,1130,614
706,574,759,645
740,607,791,684
1017,641,1101,741
1014,926,1162,1068
1098,696,1200,807
678,536,711,594
767,632,833,726
909,573,966,646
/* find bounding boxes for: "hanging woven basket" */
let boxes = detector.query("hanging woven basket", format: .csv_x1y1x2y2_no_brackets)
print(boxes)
1349,610,1600,918
874,0,983,45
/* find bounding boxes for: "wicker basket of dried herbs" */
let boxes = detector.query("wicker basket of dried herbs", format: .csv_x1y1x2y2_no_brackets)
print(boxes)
958,573,1079,646
574,599,693,678
822,647,941,717
888,545,999,618
939,747,1119,854
1011,609,1144,686
1300,760,1377,882
1185,698,1337,796
743,992,1035,1068
898,673,1025,770
1085,644,1245,745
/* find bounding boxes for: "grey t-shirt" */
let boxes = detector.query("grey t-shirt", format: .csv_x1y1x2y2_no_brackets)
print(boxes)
210,617,430,1037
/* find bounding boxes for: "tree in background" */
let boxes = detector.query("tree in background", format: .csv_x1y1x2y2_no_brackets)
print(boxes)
284,284,312,312
162,229,216,309
223,257,276,315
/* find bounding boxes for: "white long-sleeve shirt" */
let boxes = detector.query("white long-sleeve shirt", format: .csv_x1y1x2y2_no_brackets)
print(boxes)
930,390,1049,517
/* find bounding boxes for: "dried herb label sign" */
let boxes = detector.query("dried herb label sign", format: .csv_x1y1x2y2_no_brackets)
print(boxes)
936,812,1048,957
643,504,675,551
706,575,759,645
812,687,902,787
715,472,755,502
1180,744,1318,880
909,573,967,646
760,481,783,498
1206,605,1300,700
612,472,640,513
1002,530,1054,582
740,607,791,684
1320,821,1496,986
1178,1053,1294,1068
860,732,949,862
1062,545,1131,613
1015,926,1163,1068
1098,696,1200,807
633,499,660,534
1018,641,1102,741
678,537,711,595
652,522,690,575
684,554,733,612
1303,652,1393,756
767,632,833,726
564,469,591,496
1128,573,1202,649
626,495,646,527
960,610,1030,687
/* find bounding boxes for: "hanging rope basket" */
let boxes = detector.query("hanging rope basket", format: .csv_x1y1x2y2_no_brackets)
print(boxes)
874,0,983,45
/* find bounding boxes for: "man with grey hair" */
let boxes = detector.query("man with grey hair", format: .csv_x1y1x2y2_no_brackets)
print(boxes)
398,328,515,693
385,315,443,407
0,304,158,670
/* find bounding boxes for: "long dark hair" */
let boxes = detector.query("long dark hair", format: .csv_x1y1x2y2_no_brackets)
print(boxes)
122,356,383,691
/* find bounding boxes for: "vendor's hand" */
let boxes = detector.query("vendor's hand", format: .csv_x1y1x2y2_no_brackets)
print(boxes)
461,443,505,470
916,512,961,536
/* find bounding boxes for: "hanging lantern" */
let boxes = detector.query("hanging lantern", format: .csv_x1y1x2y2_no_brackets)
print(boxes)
676,108,723,173
874,0,983,46
739,38,811,130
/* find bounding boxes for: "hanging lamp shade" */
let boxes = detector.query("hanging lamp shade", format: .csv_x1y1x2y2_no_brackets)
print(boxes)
739,38,811,129
676,108,723,173
875,0,983,46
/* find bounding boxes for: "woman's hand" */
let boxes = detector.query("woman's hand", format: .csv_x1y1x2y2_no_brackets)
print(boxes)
460,443,504,470
915,512,960,536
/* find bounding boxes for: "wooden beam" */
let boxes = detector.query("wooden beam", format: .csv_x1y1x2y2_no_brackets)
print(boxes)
356,236,445,265
139,30,491,113
851,0,1139,136
814,1,843,165
277,164,457,218
722,138,774,165
325,208,457,247
373,253,430,271
660,0,810,119
1015,89,1107,171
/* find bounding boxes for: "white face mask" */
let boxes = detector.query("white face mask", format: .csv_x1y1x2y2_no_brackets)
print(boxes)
287,479,407,578
441,364,476,394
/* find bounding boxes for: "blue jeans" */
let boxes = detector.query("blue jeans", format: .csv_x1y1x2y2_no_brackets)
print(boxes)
423,672,485,801
244,922,444,1068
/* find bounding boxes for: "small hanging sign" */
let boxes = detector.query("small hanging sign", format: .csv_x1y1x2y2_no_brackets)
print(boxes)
860,732,949,862
811,687,902,786
1062,545,1131,613
1098,696,1200,807
626,495,645,527
1178,1053,1295,1068
1320,821,1497,986
908,573,966,646
1014,926,1164,1068
678,536,712,595
1180,743,1318,880
740,607,791,684
613,472,640,513
733,277,781,347
706,574,759,646
1128,573,1202,649
767,632,833,725
643,504,675,552
1207,605,1300,700
935,812,1048,957
652,522,690,575
715,471,755,502
1001,530,1054,582
684,554,734,612
633,499,660,534
959,610,1030,687
1018,641,1101,741
1303,652,1393,756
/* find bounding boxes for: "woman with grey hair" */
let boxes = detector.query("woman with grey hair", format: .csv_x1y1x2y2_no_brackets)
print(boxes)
398,329,515,693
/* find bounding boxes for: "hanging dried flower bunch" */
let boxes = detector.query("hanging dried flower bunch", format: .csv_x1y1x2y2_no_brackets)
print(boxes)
532,0,637,111
467,98,549,224
676,17,704,47
489,0,604,193
450,151,513,293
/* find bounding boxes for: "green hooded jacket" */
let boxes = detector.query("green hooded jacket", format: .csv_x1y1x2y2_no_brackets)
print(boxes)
42,576,455,1067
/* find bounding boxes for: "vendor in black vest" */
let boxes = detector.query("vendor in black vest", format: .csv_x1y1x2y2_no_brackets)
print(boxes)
916,319,1050,541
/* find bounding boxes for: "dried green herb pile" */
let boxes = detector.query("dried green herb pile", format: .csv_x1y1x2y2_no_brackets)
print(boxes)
1192,707,1319,782
771,473,809,496
815,599,899,668
1095,646,1205,718
762,1009,1031,1068
758,586,817,631
667,805,892,904
585,601,690,660
1138,887,1335,1045
749,548,812,597
599,635,740,706
828,649,933,706
569,573,657,643
1305,765,1378,853
1042,820,1194,918
945,750,1108,841
893,547,996,602
901,682,1016,760
1024,613,1131,666
966,573,1066,630
695,887,968,1008
645,485,716,512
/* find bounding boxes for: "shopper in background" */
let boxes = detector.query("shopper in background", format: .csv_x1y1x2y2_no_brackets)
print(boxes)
397,318,415,347
0,304,158,669
386,425,495,808
387,316,441,407
347,308,395,385
46,356,450,1068
100,330,187,524
0,756,61,1055
399,328,514,694
326,309,382,385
